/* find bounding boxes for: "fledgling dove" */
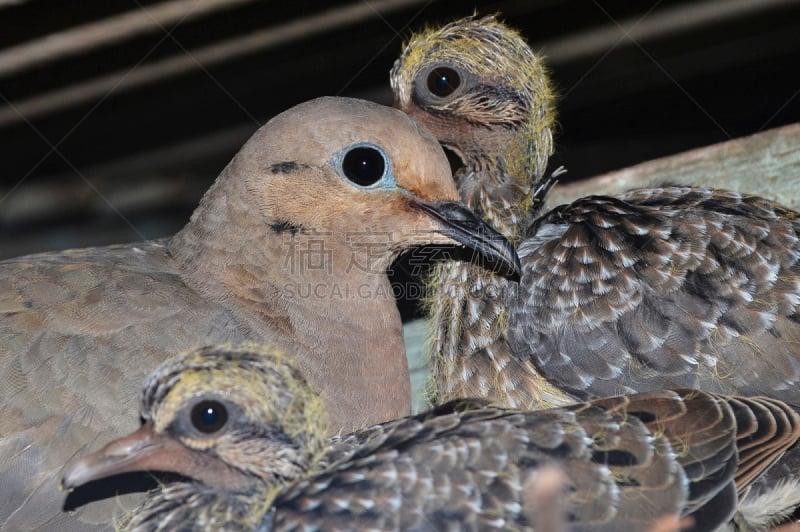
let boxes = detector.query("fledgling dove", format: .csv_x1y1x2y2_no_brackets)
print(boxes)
0,96,518,530
391,15,570,408
62,344,800,531
392,16,800,527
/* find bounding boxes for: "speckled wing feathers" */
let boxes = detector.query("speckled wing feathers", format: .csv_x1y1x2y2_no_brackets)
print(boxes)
273,407,634,530
582,390,739,527
509,187,800,404
265,389,788,531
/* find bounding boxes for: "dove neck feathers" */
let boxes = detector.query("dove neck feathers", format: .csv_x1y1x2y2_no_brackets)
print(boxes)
167,161,410,432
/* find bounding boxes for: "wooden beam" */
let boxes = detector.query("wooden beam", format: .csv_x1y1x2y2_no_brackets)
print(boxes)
0,0,427,127
0,0,260,77
540,0,800,64
549,122,800,209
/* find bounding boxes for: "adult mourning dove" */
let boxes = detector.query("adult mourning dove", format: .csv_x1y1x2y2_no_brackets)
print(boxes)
391,15,570,409
0,96,519,530
62,344,800,531
392,16,800,525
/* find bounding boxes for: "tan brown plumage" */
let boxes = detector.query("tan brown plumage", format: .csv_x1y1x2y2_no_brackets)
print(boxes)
62,344,800,531
0,96,519,530
391,15,569,409
392,16,800,526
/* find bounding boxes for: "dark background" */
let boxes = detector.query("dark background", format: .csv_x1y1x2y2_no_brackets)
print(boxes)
1,0,799,261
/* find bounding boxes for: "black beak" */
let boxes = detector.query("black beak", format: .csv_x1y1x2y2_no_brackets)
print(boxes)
413,200,521,279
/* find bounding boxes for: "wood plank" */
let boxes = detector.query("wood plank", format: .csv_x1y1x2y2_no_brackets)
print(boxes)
549,122,800,209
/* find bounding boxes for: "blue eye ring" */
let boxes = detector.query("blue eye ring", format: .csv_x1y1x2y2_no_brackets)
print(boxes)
190,399,228,434
334,142,395,190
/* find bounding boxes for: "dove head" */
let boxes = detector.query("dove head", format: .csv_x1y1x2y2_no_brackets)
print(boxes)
176,96,519,278
390,16,556,220
62,344,326,495
251,95,459,206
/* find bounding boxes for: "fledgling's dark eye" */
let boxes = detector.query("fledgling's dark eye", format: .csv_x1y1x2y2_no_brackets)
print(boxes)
341,146,387,187
190,400,228,434
426,66,461,97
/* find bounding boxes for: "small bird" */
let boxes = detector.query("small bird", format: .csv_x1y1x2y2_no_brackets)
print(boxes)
62,344,800,531
392,16,800,526
391,15,569,409
0,96,518,530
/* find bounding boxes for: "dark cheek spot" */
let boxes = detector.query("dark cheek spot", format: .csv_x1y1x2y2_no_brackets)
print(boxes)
269,220,303,234
269,161,308,174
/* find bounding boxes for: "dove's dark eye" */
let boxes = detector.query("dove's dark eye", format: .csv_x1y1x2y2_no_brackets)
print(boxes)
341,146,387,187
427,66,461,97
191,400,228,434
